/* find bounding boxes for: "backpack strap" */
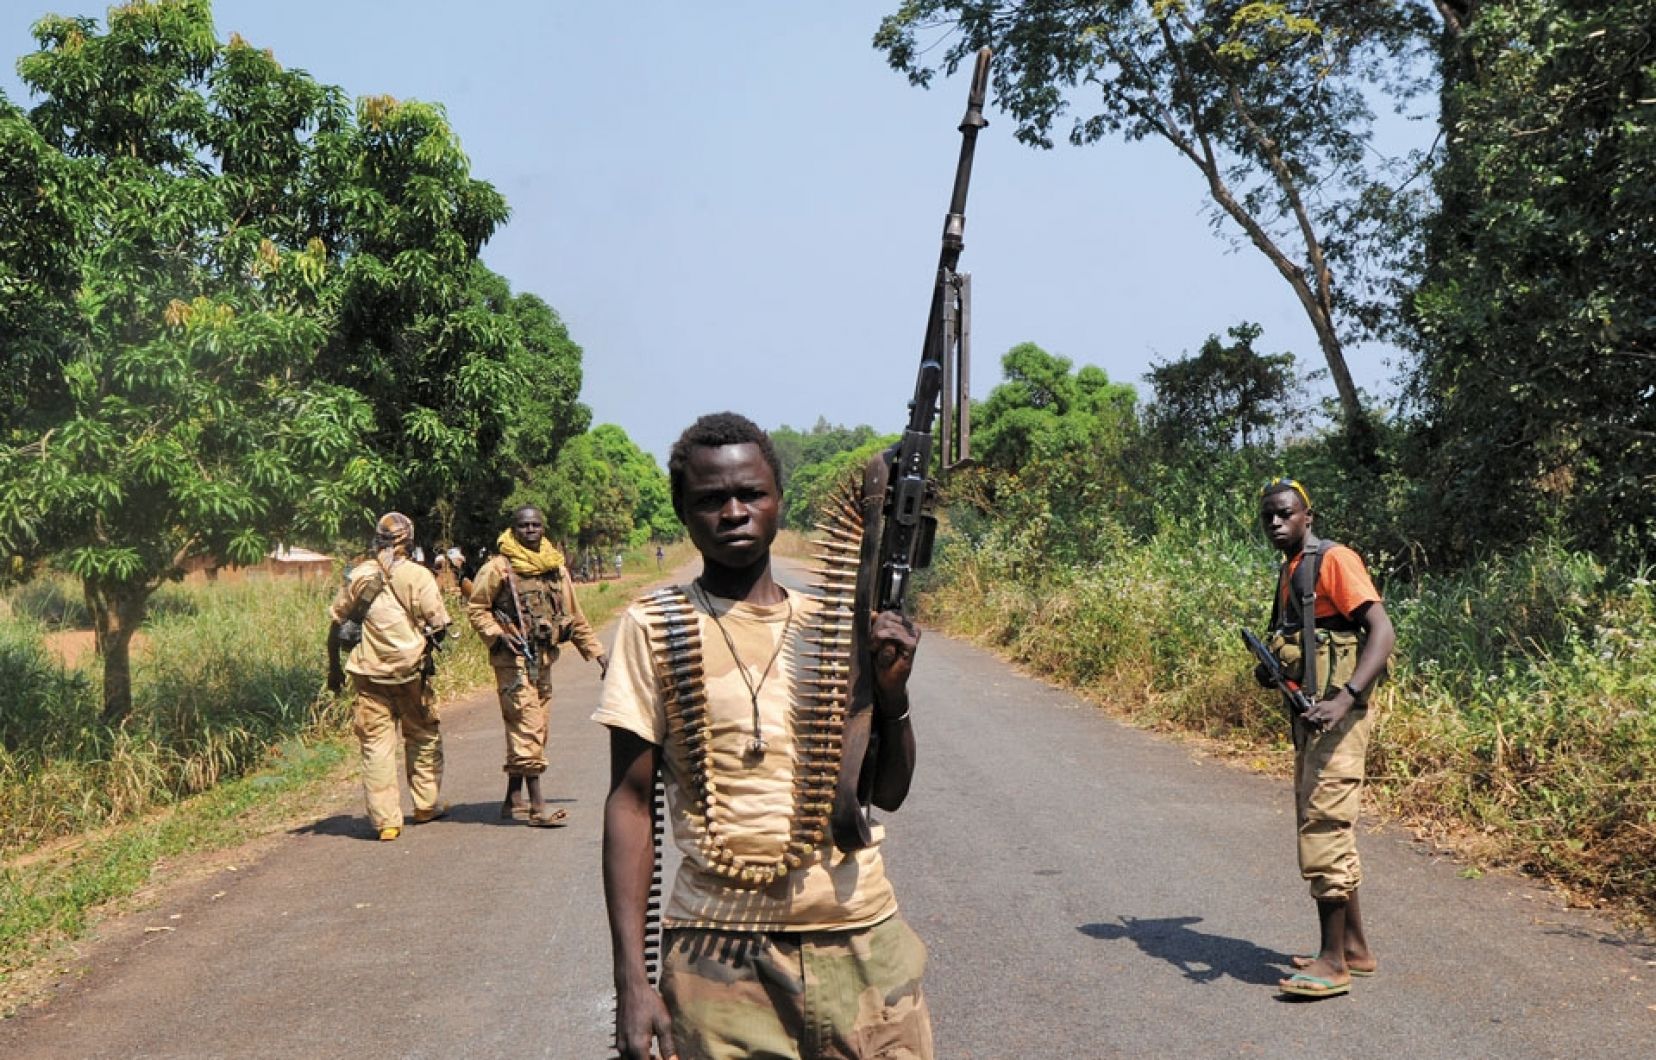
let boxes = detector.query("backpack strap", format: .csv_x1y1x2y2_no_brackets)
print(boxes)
1294,534,1325,701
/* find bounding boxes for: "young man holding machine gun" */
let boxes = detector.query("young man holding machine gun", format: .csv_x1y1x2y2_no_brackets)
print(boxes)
596,413,929,1060
1254,478,1395,998
467,505,607,827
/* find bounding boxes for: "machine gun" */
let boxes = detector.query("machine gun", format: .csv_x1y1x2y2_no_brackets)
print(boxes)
830,47,990,852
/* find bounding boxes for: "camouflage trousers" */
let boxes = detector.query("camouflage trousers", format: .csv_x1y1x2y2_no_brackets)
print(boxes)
491,652,554,776
1293,705,1375,900
350,675,443,831
661,915,933,1060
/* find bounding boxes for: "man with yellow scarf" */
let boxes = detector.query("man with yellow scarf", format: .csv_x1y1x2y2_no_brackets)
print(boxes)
467,506,608,825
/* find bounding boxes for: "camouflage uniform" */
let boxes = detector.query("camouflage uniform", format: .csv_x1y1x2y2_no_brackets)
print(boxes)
662,916,933,1060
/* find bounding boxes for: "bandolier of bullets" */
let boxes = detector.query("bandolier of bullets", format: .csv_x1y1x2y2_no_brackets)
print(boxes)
639,487,863,889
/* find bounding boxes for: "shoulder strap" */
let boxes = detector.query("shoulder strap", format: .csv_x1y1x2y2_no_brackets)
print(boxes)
346,564,387,623
1297,534,1325,699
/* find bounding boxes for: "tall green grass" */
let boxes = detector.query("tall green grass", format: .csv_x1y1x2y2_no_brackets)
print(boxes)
922,520,1656,915
0,576,344,854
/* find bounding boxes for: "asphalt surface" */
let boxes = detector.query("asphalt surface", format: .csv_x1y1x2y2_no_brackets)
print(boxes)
2,558,1653,1058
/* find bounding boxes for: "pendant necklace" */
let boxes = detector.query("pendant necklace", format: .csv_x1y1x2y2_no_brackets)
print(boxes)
693,580,793,761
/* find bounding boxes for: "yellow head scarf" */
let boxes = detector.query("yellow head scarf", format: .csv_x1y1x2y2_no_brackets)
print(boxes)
496,528,566,575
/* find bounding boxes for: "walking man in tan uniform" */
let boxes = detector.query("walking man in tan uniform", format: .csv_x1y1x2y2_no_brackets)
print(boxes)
327,512,452,842
598,413,931,1060
467,506,607,827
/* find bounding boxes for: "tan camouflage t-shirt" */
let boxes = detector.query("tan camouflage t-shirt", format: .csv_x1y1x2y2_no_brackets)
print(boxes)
594,585,899,932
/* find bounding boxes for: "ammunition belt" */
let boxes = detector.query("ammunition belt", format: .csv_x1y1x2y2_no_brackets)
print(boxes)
640,580,847,889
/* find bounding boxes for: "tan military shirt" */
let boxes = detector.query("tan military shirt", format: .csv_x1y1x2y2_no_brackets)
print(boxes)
593,586,899,932
329,558,450,684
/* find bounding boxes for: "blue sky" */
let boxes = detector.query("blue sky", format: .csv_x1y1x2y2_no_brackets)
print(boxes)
1,1,1421,463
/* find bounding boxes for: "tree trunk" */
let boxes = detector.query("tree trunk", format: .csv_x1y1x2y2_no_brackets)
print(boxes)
86,577,151,725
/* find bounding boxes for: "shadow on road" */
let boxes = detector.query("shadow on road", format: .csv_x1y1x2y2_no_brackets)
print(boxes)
1079,915,1293,986
291,814,373,841
289,799,586,839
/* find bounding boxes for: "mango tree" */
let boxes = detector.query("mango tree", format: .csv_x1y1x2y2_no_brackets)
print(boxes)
0,1,520,721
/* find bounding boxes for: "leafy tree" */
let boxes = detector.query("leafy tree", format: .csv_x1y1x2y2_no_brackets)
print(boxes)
0,1,391,720
303,86,523,553
1408,0,1654,564
590,424,677,544
973,342,1136,470
772,418,880,486
1145,322,1303,453
772,418,882,529
439,272,591,551
875,1,1442,454
785,436,900,532
507,424,672,553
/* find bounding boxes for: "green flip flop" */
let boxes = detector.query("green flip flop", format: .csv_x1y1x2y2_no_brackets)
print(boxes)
1279,973,1351,998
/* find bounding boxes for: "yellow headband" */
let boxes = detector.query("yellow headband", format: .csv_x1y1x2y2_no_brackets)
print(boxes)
1261,477,1311,510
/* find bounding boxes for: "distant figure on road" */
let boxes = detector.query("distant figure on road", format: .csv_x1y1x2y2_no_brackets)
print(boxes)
326,512,452,842
596,413,932,1059
614,551,624,579
654,544,664,571
1257,477,1395,998
467,506,607,827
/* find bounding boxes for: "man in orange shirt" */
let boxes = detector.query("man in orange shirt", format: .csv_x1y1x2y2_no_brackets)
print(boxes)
1259,478,1395,999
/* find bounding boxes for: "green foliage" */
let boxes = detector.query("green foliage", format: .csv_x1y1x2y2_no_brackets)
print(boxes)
0,2,591,717
769,419,888,531
0,575,336,852
972,342,1136,471
1409,0,1656,566
771,419,880,486
783,436,898,532
508,423,673,550
435,271,592,550
1145,323,1303,454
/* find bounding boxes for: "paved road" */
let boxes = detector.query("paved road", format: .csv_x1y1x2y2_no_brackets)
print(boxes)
3,558,1653,1057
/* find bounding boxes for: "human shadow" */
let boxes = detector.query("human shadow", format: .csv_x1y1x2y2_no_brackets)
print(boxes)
444,797,580,828
1079,915,1295,987
291,813,375,841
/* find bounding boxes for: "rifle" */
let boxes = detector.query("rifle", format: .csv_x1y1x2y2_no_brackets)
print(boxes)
1240,628,1313,718
496,567,541,682
830,46,991,852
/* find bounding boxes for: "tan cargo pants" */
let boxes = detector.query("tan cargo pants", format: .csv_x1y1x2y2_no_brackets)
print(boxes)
1293,705,1374,899
492,651,556,776
350,675,443,831
660,914,933,1060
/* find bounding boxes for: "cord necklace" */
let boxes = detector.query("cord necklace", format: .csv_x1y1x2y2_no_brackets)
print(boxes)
693,580,793,760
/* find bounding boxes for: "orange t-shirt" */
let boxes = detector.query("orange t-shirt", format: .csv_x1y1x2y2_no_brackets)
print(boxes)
1280,544,1382,621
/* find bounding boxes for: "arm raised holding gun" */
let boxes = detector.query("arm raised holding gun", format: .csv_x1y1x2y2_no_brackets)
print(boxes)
830,46,991,852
